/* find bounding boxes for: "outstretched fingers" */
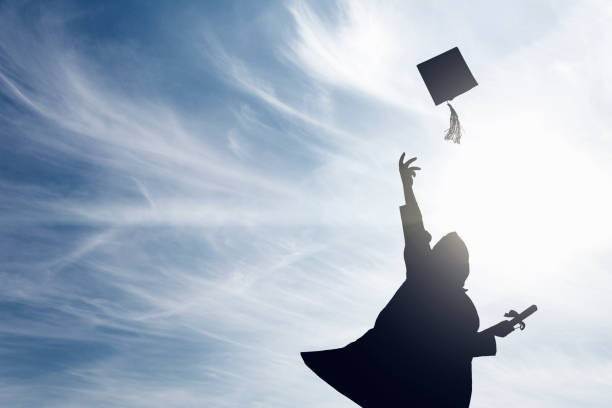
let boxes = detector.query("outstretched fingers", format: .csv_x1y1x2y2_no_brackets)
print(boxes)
399,153,418,167
404,156,418,167
399,153,420,182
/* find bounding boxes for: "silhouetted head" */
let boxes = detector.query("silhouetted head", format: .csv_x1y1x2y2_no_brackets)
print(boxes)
431,232,469,288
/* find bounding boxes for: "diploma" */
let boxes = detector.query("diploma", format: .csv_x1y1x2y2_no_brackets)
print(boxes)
505,304,538,330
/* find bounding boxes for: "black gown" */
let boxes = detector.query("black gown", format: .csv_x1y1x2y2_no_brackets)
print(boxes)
302,203,496,407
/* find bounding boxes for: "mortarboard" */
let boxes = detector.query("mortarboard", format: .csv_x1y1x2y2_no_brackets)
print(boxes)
417,47,477,144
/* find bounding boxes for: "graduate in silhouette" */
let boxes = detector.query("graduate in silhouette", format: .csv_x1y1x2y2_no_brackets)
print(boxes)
302,154,518,407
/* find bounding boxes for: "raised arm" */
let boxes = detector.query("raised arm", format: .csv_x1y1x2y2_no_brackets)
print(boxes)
398,153,432,274
399,153,423,229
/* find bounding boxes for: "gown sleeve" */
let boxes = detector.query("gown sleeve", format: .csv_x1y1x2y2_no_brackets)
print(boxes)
468,332,497,357
443,294,497,358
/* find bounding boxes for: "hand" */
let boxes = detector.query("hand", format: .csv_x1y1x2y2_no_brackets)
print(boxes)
399,153,421,186
490,320,515,338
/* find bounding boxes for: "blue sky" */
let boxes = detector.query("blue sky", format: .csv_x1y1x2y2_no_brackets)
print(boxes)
1,1,612,407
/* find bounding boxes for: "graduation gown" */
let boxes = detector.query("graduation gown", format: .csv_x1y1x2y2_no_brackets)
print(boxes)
302,202,497,407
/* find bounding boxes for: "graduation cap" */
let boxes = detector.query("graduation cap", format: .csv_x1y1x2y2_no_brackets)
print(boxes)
417,47,477,144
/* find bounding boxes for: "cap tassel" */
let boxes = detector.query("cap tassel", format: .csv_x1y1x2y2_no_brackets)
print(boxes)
444,102,462,144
